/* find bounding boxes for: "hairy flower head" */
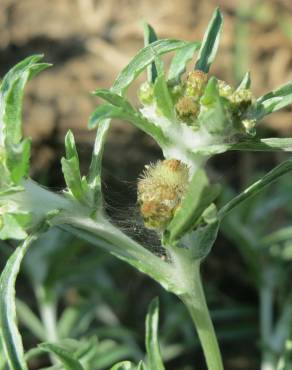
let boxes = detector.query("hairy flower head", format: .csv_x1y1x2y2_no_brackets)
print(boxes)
137,159,189,230
185,70,208,98
175,96,199,123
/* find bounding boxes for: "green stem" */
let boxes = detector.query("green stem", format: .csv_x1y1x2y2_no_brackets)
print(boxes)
171,251,223,370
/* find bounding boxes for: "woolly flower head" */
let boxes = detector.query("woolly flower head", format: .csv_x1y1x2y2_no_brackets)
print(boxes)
137,159,189,230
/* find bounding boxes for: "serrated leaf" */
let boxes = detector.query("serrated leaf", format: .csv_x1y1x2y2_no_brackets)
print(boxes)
145,298,165,370
0,235,38,370
168,42,201,85
165,169,220,243
112,39,190,95
39,342,85,370
218,159,292,219
195,8,223,72
143,22,158,83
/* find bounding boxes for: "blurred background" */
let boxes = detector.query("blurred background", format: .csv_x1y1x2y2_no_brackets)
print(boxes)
1,0,292,369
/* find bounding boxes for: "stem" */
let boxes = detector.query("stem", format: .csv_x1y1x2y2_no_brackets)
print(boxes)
171,251,223,370
260,267,276,370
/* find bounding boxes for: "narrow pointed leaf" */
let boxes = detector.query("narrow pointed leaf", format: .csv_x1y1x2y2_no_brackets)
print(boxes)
218,159,292,219
236,71,251,91
253,82,292,119
195,8,223,72
0,235,38,370
153,59,175,121
16,299,46,341
88,102,168,148
189,138,292,157
145,298,165,370
39,343,85,370
168,42,201,85
143,22,158,83
87,119,110,203
61,130,89,202
112,39,190,95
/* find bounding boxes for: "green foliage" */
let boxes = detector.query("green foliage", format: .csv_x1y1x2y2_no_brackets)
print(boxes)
195,8,223,73
145,298,165,370
165,169,220,245
0,235,37,370
168,42,201,85
1,7,292,370
143,22,158,83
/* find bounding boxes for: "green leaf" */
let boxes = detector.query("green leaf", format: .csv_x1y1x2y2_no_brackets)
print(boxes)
218,159,292,219
145,298,165,370
236,71,251,91
0,235,38,370
61,130,89,203
195,8,223,72
0,212,30,240
88,102,168,148
6,138,31,183
253,82,292,119
93,89,133,111
88,40,190,197
168,42,201,85
39,342,85,370
16,299,46,341
199,77,229,134
112,39,190,95
87,119,109,206
153,60,175,121
0,55,50,184
189,137,292,157
180,221,219,259
110,361,135,370
137,361,147,370
0,55,50,145
165,169,220,243
143,22,158,83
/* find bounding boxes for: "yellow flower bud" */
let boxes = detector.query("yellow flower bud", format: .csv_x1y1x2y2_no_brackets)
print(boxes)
218,80,233,98
137,159,189,230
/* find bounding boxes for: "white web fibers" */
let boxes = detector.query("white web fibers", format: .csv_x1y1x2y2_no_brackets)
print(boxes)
101,176,166,258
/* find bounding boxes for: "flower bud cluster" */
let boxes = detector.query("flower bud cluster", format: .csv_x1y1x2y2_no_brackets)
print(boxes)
137,159,189,230
175,71,208,124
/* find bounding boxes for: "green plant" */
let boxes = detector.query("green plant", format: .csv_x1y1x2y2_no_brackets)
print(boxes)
1,8,292,370
222,176,292,370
